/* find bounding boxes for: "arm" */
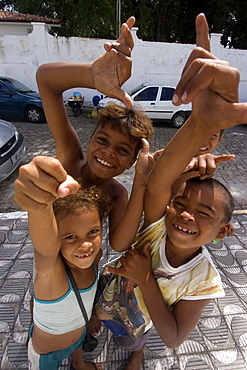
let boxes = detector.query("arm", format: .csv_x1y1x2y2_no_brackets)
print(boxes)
14,156,79,270
36,17,135,176
109,139,156,252
107,243,210,348
144,51,247,227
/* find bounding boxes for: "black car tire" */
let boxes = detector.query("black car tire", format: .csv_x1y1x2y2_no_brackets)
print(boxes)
26,106,45,123
171,112,186,128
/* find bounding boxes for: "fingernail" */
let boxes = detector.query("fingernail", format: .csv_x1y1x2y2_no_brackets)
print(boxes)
181,92,187,102
172,94,179,104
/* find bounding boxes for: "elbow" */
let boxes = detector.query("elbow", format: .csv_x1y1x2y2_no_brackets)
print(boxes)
164,339,183,349
165,341,180,349
109,238,128,253
36,64,46,82
161,335,186,349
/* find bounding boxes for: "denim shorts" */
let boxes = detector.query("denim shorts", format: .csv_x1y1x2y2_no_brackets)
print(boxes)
28,324,86,370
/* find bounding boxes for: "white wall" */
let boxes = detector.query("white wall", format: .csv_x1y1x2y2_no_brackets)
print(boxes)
0,23,247,105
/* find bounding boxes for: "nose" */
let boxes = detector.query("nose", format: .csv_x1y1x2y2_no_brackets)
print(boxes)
79,241,92,249
179,210,195,222
102,146,115,157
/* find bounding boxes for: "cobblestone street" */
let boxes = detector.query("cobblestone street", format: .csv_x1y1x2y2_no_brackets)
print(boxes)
0,111,247,212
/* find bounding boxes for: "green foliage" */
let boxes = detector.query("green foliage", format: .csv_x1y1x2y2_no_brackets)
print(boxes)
1,0,247,48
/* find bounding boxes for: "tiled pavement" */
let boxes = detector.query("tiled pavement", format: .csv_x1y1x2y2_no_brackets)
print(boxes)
0,113,246,369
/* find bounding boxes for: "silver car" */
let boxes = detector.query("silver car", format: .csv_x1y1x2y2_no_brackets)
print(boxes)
0,118,25,182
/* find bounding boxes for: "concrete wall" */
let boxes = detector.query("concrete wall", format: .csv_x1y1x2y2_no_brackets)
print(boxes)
0,23,247,105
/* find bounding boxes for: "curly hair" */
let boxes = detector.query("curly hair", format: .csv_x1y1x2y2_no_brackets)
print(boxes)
96,102,154,158
53,181,113,223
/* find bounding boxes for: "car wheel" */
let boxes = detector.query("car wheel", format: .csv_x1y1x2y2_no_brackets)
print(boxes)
26,106,45,123
171,112,186,128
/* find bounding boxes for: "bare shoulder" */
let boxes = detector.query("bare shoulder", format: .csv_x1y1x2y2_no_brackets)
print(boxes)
58,149,86,178
110,178,128,200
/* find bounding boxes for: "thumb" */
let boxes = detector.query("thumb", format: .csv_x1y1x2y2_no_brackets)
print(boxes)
57,175,80,198
142,242,151,261
106,265,123,276
109,85,133,108
140,138,150,155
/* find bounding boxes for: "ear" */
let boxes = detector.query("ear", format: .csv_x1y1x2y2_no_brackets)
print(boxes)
215,223,234,239
126,158,136,169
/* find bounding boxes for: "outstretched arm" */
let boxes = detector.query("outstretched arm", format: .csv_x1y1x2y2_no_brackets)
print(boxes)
109,139,156,251
144,15,247,227
36,17,135,176
14,157,79,265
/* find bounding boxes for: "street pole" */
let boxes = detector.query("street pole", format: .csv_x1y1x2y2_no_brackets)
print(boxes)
116,0,121,38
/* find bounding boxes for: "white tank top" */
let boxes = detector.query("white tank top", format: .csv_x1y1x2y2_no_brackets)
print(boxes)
33,264,98,335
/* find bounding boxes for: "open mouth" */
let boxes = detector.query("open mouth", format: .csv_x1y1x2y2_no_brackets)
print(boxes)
198,147,209,153
174,224,196,234
75,251,93,258
96,157,114,168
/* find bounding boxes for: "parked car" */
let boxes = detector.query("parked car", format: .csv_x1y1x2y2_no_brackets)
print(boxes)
0,76,45,123
0,118,25,182
97,84,192,128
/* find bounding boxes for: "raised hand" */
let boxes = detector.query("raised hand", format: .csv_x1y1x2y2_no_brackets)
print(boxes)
172,14,247,131
184,153,236,179
135,139,156,186
92,16,135,108
14,156,79,212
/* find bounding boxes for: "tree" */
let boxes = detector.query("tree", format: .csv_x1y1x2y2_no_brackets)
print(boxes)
1,0,247,48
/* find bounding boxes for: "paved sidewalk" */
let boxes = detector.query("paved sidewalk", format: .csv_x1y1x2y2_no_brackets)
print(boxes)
0,114,246,369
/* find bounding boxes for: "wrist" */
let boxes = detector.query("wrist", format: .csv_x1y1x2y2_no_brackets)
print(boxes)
133,173,148,188
138,270,155,291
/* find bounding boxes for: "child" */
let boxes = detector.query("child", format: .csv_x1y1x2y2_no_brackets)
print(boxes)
195,129,224,156
94,44,245,369
14,168,112,370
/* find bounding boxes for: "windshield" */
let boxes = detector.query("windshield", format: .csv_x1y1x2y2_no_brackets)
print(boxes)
1,78,34,93
127,84,146,96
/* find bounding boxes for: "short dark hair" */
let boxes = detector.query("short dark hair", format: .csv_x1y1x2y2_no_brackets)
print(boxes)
53,180,113,223
186,177,234,222
95,102,154,158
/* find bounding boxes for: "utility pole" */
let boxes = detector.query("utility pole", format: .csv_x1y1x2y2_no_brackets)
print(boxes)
116,0,121,38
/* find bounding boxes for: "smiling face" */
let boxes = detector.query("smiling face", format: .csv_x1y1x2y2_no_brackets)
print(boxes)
195,131,222,156
86,124,137,180
59,208,102,270
165,180,230,254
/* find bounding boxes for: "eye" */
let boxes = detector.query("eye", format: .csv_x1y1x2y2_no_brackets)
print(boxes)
88,229,100,235
65,234,76,240
97,136,107,144
174,201,185,208
198,211,210,217
118,146,129,154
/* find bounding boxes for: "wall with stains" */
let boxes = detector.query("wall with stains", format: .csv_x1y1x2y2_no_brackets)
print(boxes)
0,23,246,105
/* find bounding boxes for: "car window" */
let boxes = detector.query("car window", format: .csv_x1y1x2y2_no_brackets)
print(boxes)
134,87,158,101
127,85,145,96
160,87,175,101
0,82,10,95
1,78,33,93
